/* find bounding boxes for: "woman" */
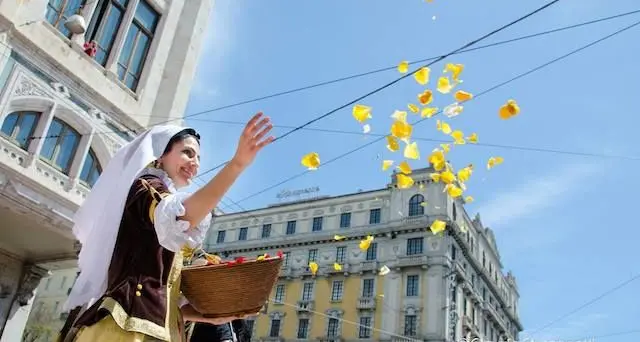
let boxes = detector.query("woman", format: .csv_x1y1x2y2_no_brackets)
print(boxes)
59,113,273,341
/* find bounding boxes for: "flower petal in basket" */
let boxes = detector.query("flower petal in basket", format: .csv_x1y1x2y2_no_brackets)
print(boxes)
181,256,283,318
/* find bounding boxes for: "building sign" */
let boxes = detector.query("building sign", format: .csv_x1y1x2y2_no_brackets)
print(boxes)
276,186,320,200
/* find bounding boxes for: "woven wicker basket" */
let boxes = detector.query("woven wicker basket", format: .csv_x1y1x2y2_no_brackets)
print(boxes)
181,257,282,318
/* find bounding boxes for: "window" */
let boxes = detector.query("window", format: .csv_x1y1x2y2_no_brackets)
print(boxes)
335,246,346,263
216,230,225,244
312,216,323,231
483,251,486,267
406,275,419,297
117,0,160,90
79,149,101,187
46,0,84,38
40,118,80,174
404,315,417,336
339,212,351,228
297,318,309,339
362,279,374,297
261,224,271,238
286,220,296,235
269,318,280,337
369,208,381,224
453,202,457,220
302,282,313,301
365,242,377,261
308,249,318,263
359,316,372,338
331,280,343,301
327,318,339,337
238,227,248,241
274,284,285,303
451,245,457,260
406,237,423,255
283,251,290,267
408,194,425,216
1,111,39,150
86,0,128,66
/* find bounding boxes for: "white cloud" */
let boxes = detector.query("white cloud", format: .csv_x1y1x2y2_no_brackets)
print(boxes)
475,162,601,229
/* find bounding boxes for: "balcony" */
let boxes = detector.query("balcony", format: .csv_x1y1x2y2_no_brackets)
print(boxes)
393,255,429,269
359,260,378,273
317,337,344,342
296,300,314,313
356,296,376,310
279,266,293,278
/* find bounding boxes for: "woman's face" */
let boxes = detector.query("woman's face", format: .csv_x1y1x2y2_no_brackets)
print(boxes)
158,136,200,188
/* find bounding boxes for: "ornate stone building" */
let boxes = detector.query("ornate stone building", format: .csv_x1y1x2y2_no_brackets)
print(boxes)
206,167,523,342
0,0,212,340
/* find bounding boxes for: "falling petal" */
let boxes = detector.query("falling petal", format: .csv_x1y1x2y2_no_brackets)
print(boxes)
499,99,520,120
436,120,452,135
428,150,446,171
391,110,408,123
418,90,434,106
437,76,453,94
398,161,412,174
334,235,347,241
440,170,456,184
333,263,342,271
432,15,437,20
309,262,319,275
382,160,394,171
487,156,505,170
465,196,474,203
391,120,413,142
421,107,438,118
359,235,374,251
444,63,464,82
440,144,451,154
430,220,447,234
398,61,409,73
429,173,441,182
353,104,372,123
446,184,463,198
454,90,473,102
386,136,400,152
408,103,420,113
419,183,425,190
451,130,465,145
379,265,390,276
404,142,420,160
459,223,468,233
467,133,478,144
301,152,320,170
414,67,430,85
420,201,427,207
457,166,473,182
396,173,414,189
444,103,464,118
363,124,371,134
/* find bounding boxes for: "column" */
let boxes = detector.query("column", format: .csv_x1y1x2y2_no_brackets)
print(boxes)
70,0,101,45
381,269,401,340
105,0,140,74
24,102,56,168
65,127,94,190
0,264,48,342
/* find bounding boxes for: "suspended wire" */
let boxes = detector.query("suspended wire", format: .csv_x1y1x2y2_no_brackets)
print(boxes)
227,19,640,205
17,7,639,140
194,0,562,179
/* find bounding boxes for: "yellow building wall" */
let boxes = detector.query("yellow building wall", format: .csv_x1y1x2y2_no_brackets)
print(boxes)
255,272,385,340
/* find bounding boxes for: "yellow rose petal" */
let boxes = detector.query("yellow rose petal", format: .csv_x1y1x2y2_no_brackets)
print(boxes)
421,107,438,118
440,170,456,184
398,161,412,174
444,103,464,118
309,262,318,275
464,196,474,203
408,103,419,113
301,152,320,170
390,120,413,142
386,136,399,152
451,130,465,145
454,90,473,102
404,142,420,160
396,173,414,189
352,104,372,123
418,90,433,105
428,150,446,171
382,160,394,171
414,67,430,85
457,166,473,182
499,99,520,120
430,219,447,234
420,201,427,207
334,234,346,241
333,263,342,271
359,235,374,251
429,173,441,182
379,265,390,276
391,110,408,123
437,76,453,94
467,133,478,144
436,120,452,135
444,63,464,82
487,156,504,170
398,60,409,73
446,184,463,198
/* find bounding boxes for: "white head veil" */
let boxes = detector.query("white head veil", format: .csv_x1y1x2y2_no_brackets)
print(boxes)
64,124,189,310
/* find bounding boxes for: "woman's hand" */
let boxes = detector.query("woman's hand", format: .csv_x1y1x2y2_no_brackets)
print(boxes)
231,112,274,170
181,304,259,325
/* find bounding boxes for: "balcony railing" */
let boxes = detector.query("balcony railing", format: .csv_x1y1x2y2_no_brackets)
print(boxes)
393,255,429,268
356,296,376,310
296,300,314,313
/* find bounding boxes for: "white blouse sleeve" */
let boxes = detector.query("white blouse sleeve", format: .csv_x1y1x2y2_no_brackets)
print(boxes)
152,192,212,253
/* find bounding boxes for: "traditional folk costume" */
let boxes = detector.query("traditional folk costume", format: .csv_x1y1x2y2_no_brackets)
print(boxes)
60,126,212,342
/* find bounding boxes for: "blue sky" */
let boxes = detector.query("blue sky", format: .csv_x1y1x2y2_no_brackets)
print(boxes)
184,0,640,340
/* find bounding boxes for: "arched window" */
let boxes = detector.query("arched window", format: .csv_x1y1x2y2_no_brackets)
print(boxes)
408,194,425,217
79,149,102,187
1,111,40,150
40,118,80,174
